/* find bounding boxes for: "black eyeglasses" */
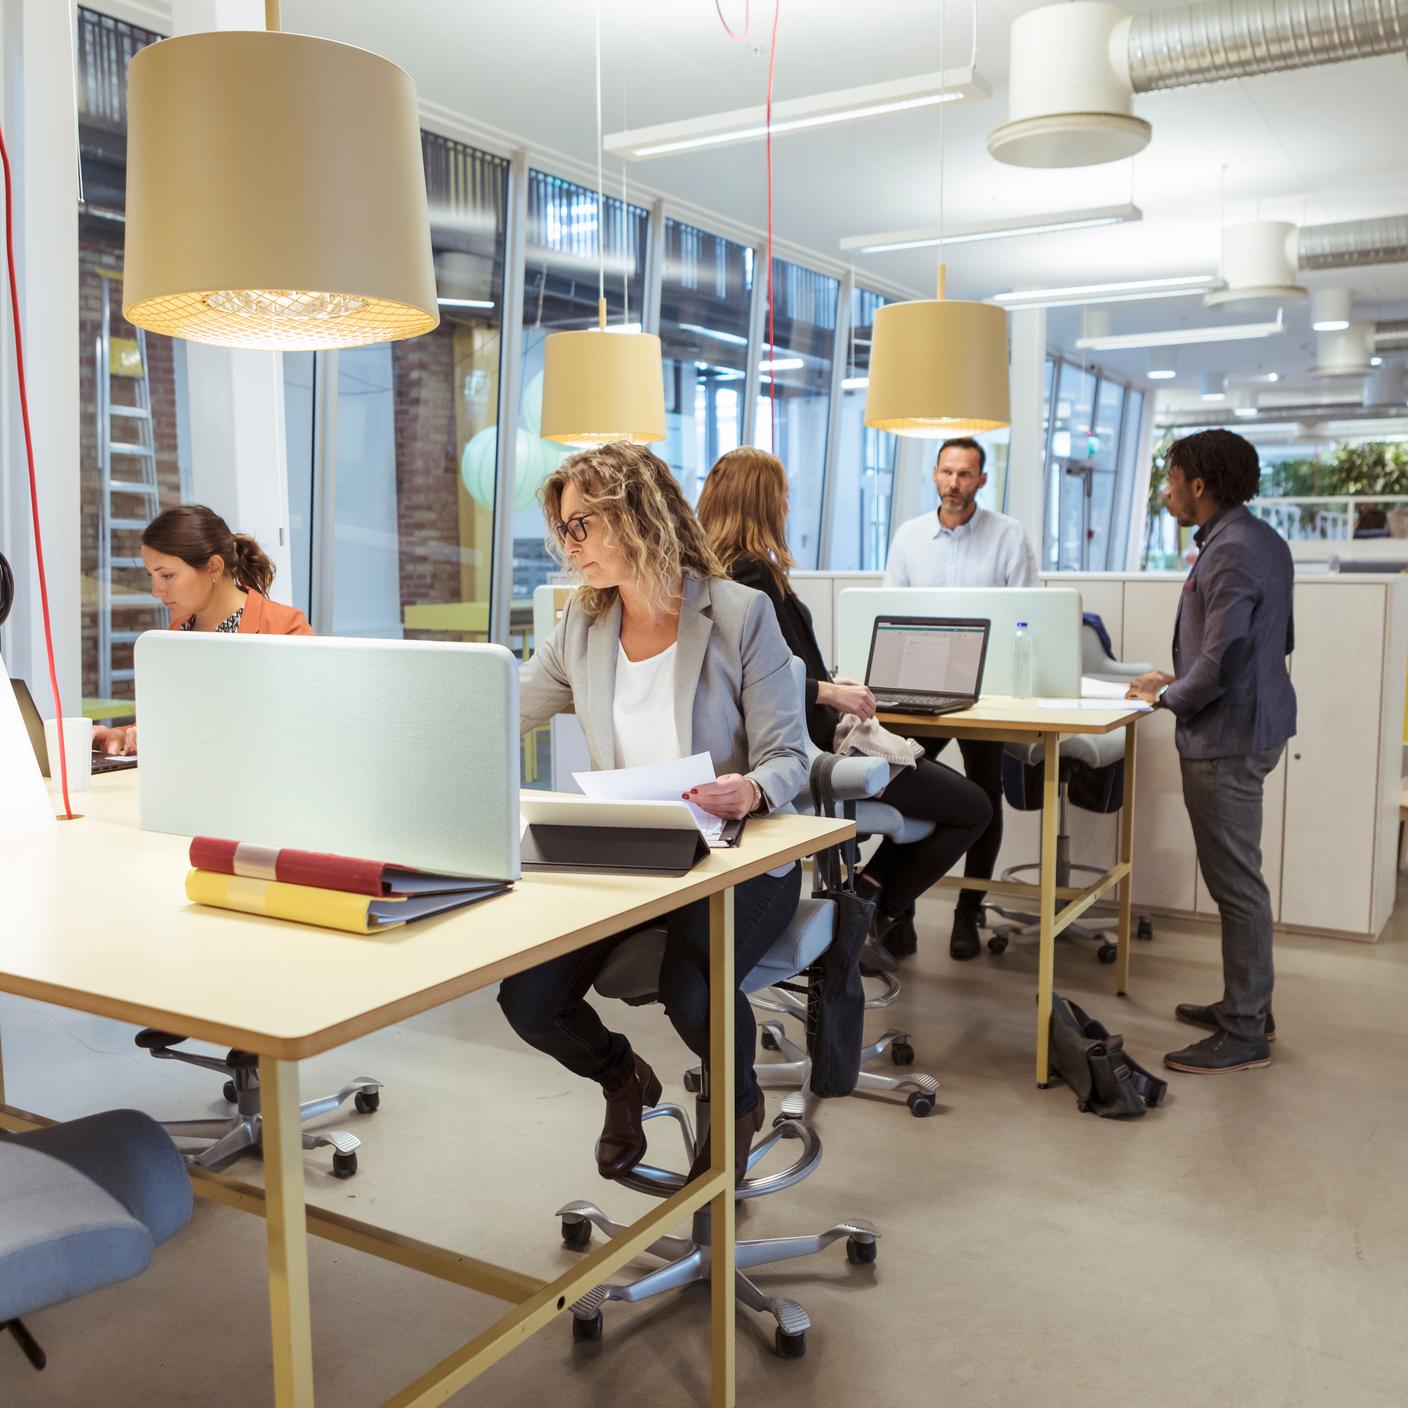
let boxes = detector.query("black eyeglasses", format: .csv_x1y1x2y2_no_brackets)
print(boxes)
554,512,595,544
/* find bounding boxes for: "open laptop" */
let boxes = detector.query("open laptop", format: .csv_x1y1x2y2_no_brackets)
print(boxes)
9,678,138,775
863,615,990,716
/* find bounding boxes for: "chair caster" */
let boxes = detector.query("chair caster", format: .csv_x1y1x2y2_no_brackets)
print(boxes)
354,1089,381,1114
976,904,988,928
774,1326,806,1359
987,934,1009,956
222,1080,237,1104
683,1068,702,1094
890,1040,915,1067
846,1235,878,1266
1137,916,1154,941
906,1092,935,1118
331,1150,357,1180
561,1217,592,1249
572,1312,603,1343
773,1111,799,1129
760,1029,779,1051
1097,943,1118,965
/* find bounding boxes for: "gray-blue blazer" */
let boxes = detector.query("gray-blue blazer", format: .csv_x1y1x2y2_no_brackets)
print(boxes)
520,574,809,812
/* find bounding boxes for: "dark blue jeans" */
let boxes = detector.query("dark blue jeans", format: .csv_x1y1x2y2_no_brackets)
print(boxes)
497,864,803,1118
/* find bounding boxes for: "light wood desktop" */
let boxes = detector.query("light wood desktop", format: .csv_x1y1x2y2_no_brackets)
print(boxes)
0,774,851,1408
877,695,1151,1087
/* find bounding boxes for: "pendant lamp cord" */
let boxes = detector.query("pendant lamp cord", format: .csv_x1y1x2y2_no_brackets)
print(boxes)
937,0,946,276
0,119,75,819
715,1,750,41
765,0,780,451
594,0,607,325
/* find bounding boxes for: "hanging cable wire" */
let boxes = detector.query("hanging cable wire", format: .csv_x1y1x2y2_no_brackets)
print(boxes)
765,0,780,450
715,0,750,42
1,119,75,819
937,0,947,274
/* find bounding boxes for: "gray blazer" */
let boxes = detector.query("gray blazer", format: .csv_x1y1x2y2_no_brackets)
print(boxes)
1164,505,1297,760
520,575,809,811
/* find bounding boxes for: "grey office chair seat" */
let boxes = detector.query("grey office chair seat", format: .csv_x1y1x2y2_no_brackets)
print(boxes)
555,905,880,1359
1005,729,1127,773
851,798,936,845
0,1110,192,1371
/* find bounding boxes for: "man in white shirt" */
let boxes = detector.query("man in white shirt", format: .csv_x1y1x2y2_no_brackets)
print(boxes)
881,437,1038,962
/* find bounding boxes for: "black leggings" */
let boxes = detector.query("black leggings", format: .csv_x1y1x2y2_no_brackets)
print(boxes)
928,737,1006,917
497,864,803,1118
861,756,991,916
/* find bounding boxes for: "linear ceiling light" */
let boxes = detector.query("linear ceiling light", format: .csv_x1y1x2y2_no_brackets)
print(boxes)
759,357,805,372
843,203,1140,255
438,297,495,309
993,274,1219,310
1076,319,1286,352
680,323,748,346
604,65,989,161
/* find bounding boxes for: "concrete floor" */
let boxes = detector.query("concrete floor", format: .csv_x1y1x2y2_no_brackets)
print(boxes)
3,880,1406,1408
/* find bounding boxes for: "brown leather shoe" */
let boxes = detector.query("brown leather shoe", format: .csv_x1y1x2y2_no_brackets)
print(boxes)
684,1095,767,1189
595,1055,662,1180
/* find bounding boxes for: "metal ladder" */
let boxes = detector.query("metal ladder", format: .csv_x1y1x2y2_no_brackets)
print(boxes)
96,270,164,698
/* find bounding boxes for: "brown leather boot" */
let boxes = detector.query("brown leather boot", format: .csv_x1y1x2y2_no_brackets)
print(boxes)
595,1055,662,1180
685,1095,767,1188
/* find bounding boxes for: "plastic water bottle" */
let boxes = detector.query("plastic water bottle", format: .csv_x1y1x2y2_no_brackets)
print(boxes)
1012,621,1034,700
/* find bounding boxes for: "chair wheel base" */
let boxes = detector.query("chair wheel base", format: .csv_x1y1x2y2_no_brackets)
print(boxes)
890,1040,915,1067
354,1089,380,1114
331,1150,357,1179
774,1326,806,1359
572,1312,603,1343
906,1092,935,1118
987,935,1009,955
846,1235,878,1265
561,1217,592,1249
1097,943,1118,965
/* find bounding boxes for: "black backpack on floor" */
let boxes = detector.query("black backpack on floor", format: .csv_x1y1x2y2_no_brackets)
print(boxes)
1049,994,1168,1119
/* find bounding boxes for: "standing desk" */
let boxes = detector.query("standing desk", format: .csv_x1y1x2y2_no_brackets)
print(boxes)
877,696,1151,1086
0,775,851,1408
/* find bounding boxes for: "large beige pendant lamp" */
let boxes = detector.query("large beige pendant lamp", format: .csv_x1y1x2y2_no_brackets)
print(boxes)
540,2,665,446
122,0,438,350
865,0,1009,437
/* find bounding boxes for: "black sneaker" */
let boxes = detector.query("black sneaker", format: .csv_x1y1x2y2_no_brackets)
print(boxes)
949,910,981,961
1175,1002,1276,1041
1164,1030,1270,1073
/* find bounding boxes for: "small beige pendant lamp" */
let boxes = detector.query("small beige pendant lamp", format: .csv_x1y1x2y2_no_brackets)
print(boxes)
122,0,438,351
864,1,1008,437
540,3,665,446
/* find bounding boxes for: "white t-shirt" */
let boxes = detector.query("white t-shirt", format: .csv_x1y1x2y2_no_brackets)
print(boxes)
612,642,681,768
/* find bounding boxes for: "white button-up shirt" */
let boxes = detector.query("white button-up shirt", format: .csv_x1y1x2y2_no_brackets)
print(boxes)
883,505,1038,589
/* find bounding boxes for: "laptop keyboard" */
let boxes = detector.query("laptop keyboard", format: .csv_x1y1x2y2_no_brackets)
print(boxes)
874,692,964,709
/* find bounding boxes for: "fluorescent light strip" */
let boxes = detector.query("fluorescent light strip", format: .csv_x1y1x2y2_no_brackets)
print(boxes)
1148,369,1177,380
841,375,870,391
843,204,1142,255
759,357,805,372
1076,320,1285,352
437,297,495,309
680,322,748,347
605,65,989,162
993,275,1218,310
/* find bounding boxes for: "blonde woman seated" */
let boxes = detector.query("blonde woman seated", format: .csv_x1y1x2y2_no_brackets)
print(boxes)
504,442,809,1183
697,448,990,960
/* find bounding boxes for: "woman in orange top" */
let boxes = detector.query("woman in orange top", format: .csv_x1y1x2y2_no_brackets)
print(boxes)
95,504,311,755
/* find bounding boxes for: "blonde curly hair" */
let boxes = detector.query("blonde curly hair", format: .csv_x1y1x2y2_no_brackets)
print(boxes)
541,442,725,618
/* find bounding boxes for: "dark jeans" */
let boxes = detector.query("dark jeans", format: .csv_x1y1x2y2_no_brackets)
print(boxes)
1180,747,1282,1040
861,757,991,916
924,737,1005,917
497,863,803,1118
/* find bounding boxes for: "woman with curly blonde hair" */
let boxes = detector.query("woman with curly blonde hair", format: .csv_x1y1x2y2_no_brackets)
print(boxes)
503,441,808,1184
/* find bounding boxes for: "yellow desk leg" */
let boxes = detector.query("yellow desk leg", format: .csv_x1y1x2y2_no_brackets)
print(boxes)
1116,721,1138,997
1035,735,1060,1087
708,887,736,1408
260,1057,316,1407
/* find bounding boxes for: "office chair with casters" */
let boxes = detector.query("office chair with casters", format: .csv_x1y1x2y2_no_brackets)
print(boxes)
554,911,880,1359
751,659,941,1119
985,621,1155,963
133,1030,380,1178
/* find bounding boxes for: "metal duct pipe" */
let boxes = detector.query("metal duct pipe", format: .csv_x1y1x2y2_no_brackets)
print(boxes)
1373,318,1408,353
1128,0,1408,93
1298,215,1408,269
992,0,1408,167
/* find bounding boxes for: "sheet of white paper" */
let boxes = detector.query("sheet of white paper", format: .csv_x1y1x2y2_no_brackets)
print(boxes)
1080,675,1136,699
1037,698,1152,713
574,752,727,843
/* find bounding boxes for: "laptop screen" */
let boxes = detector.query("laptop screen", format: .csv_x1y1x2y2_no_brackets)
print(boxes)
866,618,989,698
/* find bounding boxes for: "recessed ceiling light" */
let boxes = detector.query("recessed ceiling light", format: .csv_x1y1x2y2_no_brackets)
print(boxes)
1264,372,1280,382
842,204,1141,255
1233,406,1258,418
605,65,989,160
1370,356,1384,366
1148,369,1177,380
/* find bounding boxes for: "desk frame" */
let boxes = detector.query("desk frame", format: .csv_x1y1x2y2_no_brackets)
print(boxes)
0,805,849,1407
881,708,1142,1086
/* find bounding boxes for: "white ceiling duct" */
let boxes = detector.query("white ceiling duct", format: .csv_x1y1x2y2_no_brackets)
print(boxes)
990,0,1408,168
1373,318,1408,353
1298,214,1408,269
1312,320,1376,376
1363,363,1406,406
1204,221,1305,309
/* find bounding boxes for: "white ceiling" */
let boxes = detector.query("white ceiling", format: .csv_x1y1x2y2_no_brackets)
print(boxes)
151,0,1408,407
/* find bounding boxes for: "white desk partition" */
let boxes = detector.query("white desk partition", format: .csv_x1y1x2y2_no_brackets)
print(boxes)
135,634,520,879
837,587,1083,697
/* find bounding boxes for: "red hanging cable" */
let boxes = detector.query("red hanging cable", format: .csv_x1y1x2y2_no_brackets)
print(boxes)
714,0,750,41
1,120,76,820
765,0,779,452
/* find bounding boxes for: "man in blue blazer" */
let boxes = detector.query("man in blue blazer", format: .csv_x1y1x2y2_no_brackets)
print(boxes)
1127,429,1296,1075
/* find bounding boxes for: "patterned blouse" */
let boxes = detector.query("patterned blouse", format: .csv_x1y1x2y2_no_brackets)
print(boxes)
180,607,244,634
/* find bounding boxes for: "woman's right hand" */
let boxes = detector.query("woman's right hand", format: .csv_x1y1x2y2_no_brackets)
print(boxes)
93,723,137,756
821,678,876,721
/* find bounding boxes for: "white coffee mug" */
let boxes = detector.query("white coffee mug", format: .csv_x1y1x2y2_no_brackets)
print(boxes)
44,717,94,792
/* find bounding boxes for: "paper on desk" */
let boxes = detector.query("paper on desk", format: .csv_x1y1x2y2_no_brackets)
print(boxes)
1080,675,1138,699
1038,697,1152,713
573,751,727,843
